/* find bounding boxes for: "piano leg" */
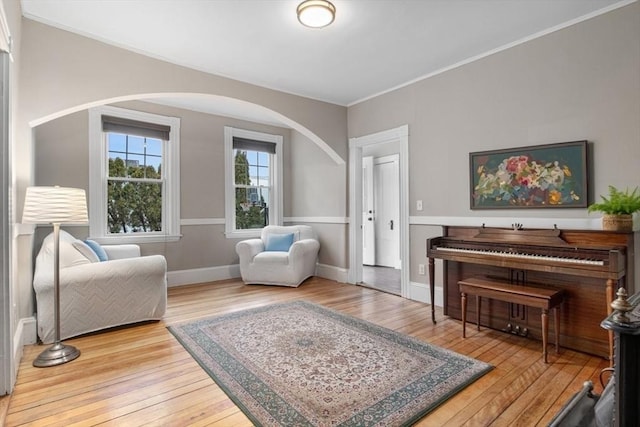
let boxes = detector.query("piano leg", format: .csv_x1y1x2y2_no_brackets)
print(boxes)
542,308,549,363
428,257,436,324
554,306,560,354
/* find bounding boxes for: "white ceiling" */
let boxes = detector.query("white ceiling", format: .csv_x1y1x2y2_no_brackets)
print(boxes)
21,0,630,121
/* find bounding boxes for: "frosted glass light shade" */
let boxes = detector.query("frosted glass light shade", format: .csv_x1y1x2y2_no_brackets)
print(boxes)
297,0,335,28
22,186,89,224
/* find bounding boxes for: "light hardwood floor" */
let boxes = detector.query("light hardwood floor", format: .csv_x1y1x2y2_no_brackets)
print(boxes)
5,277,609,426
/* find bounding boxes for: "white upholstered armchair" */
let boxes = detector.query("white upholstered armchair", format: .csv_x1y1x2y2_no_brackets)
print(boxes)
33,230,167,343
235,225,320,287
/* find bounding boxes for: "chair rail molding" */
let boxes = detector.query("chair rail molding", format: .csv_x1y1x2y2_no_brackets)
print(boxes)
409,216,602,230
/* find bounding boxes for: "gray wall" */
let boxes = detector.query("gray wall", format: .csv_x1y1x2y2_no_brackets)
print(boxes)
33,100,346,270
348,2,640,285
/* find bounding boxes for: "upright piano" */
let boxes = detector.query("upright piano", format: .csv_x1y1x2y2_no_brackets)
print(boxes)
427,225,637,359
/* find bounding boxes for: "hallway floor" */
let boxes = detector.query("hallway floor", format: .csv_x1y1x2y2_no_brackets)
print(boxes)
361,265,401,295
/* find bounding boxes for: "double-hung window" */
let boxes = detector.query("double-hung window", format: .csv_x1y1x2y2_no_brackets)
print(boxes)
89,106,180,243
224,127,283,238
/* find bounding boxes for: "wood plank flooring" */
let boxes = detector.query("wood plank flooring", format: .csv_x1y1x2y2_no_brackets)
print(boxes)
5,277,609,426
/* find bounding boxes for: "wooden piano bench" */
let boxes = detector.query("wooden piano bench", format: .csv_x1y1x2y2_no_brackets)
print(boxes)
458,276,565,363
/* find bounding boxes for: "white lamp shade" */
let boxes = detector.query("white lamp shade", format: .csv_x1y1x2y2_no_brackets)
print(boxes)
22,186,89,224
297,0,335,28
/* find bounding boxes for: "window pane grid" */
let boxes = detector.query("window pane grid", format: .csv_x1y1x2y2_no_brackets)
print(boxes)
106,131,165,235
233,149,270,187
234,148,271,230
107,181,163,234
108,133,163,179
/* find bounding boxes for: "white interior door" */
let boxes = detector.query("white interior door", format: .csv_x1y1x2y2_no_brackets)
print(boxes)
362,156,375,265
373,154,400,268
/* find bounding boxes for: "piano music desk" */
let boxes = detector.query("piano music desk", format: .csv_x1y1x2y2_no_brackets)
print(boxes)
459,276,564,363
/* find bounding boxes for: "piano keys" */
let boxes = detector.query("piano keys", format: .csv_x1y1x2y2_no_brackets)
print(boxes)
427,225,637,359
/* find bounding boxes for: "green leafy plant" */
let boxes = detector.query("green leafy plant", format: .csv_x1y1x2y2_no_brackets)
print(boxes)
587,185,640,215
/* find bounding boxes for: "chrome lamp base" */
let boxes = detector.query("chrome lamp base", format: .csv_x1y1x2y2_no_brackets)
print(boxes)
33,342,81,368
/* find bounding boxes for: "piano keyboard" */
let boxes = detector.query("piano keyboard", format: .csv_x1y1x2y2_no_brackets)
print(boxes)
435,246,605,265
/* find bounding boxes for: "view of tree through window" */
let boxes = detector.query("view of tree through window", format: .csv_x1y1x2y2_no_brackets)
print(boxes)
234,149,270,229
107,133,163,233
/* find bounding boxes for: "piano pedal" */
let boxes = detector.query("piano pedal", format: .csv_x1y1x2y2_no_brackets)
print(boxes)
503,323,529,337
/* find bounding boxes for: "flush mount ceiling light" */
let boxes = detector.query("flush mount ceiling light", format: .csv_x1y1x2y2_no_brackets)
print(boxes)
297,0,336,28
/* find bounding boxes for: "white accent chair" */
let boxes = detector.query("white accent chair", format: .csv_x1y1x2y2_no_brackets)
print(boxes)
235,225,320,287
33,229,167,343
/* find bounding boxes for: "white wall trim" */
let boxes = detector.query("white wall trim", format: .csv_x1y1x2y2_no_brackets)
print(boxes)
409,215,602,230
0,1,11,55
167,264,241,287
180,217,351,226
224,126,283,237
315,263,349,283
348,125,410,298
167,262,347,287
284,217,349,224
180,218,225,226
14,223,35,236
18,215,605,232
13,317,37,378
89,105,181,244
350,125,409,147
408,281,444,307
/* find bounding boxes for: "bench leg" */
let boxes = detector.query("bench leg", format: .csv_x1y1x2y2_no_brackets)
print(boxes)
542,308,549,363
554,307,560,354
461,292,467,338
476,295,481,331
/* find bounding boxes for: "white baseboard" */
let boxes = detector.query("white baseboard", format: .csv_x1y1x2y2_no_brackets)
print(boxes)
167,263,346,287
14,317,37,380
20,317,37,345
167,264,241,287
315,263,349,283
408,281,443,307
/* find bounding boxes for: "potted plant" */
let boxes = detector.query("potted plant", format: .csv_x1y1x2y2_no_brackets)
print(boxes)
588,185,640,232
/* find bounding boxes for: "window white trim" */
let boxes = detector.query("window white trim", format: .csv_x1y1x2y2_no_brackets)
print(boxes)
89,105,181,244
224,126,283,238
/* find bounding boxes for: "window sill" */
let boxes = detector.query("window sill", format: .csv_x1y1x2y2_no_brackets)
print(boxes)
225,229,263,239
90,234,182,245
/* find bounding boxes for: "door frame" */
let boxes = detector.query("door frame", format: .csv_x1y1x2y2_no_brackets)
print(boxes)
0,51,11,395
348,125,409,297
362,155,375,266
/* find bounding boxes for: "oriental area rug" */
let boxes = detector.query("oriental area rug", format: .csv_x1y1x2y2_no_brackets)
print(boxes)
168,300,492,426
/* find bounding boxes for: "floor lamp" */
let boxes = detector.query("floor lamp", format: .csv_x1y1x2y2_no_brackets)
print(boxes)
22,186,88,367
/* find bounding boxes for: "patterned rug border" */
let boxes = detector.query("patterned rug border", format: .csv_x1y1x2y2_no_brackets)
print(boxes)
168,300,493,426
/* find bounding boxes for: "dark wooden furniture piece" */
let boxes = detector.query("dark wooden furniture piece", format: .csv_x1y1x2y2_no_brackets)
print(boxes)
458,276,564,363
600,288,640,426
550,288,639,426
427,225,637,360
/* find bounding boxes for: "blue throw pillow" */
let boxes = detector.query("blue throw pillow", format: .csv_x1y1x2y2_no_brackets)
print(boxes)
265,233,295,252
84,239,108,261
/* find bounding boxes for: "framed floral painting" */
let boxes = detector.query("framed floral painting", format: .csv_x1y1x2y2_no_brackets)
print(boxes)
469,140,588,209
